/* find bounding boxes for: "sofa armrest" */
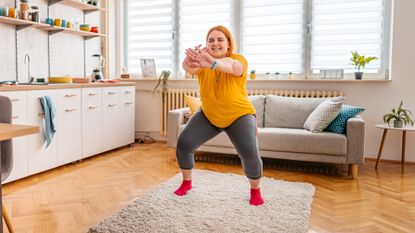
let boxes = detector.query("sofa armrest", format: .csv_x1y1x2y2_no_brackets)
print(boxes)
346,115,365,164
167,107,190,148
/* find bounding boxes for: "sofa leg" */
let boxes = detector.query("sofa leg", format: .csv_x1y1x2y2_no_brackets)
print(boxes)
349,164,359,179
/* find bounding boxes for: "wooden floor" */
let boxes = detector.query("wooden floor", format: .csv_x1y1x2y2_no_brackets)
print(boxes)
3,142,415,233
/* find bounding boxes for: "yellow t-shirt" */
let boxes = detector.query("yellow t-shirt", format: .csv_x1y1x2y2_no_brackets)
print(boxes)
197,54,255,128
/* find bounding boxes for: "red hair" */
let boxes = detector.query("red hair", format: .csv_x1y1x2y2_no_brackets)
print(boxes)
206,25,236,57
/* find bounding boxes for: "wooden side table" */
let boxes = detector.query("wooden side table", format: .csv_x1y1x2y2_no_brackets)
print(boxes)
375,123,415,169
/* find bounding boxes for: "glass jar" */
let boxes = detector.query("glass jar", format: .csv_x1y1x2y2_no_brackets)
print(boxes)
30,6,39,22
20,0,30,20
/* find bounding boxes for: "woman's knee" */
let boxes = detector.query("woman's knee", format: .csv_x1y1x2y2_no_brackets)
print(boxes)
176,133,194,156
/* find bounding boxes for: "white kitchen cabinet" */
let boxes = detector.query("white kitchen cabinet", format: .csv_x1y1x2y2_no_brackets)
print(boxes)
81,88,103,158
55,89,82,166
1,91,28,183
0,84,136,182
119,86,135,147
27,90,58,175
101,87,120,151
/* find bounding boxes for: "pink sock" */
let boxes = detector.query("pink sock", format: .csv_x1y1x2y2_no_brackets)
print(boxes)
174,180,192,196
250,188,264,206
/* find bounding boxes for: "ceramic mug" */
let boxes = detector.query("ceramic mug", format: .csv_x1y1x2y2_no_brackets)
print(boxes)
8,7,17,18
54,18,61,27
61,19,67,28
0,7,6,16
45,18,53,26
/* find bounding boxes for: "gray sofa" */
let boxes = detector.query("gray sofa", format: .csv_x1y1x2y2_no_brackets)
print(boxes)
167,95,365,178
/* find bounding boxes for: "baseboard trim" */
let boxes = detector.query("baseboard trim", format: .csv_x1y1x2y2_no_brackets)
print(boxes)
135,131,166,142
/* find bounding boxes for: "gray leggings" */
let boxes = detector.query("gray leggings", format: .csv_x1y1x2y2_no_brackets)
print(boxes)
176,110,263,180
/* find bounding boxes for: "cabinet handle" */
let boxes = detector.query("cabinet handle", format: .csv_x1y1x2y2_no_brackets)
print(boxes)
125,91,131,94
65,108,76,112
38,112,45,117
125,101,133,105
88,93,98,96
88,106,98,109
10,98,19,102
108,104,117,107
12,116,20,119
108,92,117,95
65,94,77,97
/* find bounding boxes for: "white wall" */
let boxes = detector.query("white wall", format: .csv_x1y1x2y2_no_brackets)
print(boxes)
0,0,107,82
133,0,415,162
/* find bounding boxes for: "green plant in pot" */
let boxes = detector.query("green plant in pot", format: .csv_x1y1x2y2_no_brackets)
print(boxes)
383,101,414,128
153,70,171,95
350,51,377,80
249,70,256,80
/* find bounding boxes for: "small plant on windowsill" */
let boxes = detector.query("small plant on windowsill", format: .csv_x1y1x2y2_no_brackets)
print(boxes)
249,70,256,80
350,51,378,80
153,70,171,95
383,101,414,128
274,72,281,79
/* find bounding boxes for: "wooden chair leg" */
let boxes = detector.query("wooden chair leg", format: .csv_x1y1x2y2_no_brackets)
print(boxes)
2,201,15,233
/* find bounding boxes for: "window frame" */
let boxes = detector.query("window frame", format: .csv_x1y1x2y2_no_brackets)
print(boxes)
124,0,393,80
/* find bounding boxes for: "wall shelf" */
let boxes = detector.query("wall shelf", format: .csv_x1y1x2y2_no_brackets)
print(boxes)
49,0,107,13
39,26,106,38
0,16,49,30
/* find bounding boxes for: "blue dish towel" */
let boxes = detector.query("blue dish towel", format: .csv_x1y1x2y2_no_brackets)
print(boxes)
39,96,56,148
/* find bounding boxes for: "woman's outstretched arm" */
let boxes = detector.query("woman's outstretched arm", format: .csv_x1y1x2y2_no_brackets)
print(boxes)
190,48,244,77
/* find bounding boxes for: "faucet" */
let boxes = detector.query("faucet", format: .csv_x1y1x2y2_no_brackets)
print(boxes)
24,54,34,84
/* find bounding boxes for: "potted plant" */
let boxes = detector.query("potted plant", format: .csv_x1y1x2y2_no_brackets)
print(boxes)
350,51,378,80
249,70,256,80
383,101,414,128
153,70,171,95
274,72,280,79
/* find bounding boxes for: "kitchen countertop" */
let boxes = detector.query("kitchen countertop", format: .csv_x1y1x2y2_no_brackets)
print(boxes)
0,82,136,92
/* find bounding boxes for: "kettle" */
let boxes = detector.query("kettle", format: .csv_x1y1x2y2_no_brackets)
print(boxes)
91,54,105,82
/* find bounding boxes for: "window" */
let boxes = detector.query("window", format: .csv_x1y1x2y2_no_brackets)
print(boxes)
178,0,235,76
310,0,386,74
126,0,174,75
241,0,305,74
126,0,391,79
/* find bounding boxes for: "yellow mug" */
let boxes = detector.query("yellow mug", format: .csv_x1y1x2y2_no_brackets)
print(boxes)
54,18,61,27
8,7,17,18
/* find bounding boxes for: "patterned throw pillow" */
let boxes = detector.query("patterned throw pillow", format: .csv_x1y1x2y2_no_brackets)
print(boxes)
325,105,365,134
303,100,343,132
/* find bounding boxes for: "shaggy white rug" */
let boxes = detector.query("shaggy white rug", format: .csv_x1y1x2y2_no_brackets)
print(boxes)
88,169,315,233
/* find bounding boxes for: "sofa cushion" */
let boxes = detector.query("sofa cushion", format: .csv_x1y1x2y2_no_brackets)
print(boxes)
303,100,342,132
258,128,347,156
248,95,266,127
325,105,365,134
185,95,201,114
264,95,346,129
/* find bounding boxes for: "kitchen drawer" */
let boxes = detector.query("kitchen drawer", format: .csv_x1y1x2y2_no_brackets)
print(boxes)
55,89,81,110
102,87,119,106
120,86,135,103
82,88,102,107
0,91,27,124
